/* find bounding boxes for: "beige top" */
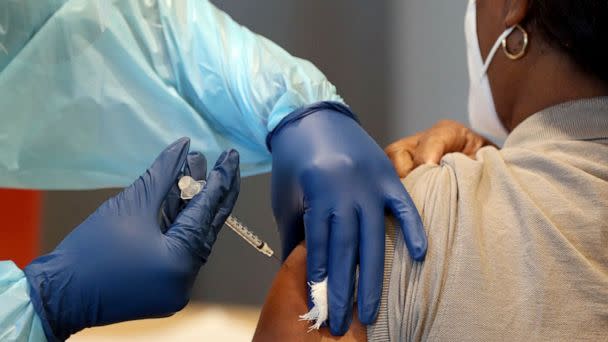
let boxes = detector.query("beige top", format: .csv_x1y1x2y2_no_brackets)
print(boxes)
370,98,608,341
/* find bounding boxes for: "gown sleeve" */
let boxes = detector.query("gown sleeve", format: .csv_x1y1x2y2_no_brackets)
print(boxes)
0,261,46,342
0,0,343,189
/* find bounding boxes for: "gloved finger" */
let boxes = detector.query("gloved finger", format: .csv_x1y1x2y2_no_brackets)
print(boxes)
161,190,182,231
303,206,330,309
126,138,190,215
328,209,358,336
166,150,239,261
385,184,427,261
277,218,305,261
278,216,305,261
161,181,186,232
208,151,240,236
271,168,305,261
161,152,208,231
356,203,385,325
184,152,208,180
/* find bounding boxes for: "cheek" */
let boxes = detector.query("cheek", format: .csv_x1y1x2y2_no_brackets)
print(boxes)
475,0,505,60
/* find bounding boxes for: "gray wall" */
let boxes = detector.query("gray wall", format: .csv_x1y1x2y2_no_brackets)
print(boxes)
42,0,393,306
388,0,469,140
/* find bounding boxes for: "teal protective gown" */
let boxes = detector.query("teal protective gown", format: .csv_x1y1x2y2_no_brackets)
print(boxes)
0,0,342,189
0,0,342,339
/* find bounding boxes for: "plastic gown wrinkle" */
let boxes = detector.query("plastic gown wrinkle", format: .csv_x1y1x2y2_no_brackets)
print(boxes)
0,0,342,189
0,262,46,342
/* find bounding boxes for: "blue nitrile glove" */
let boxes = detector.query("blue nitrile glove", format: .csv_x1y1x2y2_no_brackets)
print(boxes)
268,102,427,336
23,138,240,341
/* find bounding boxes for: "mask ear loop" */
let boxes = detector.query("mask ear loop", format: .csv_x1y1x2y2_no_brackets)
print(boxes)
480,26,516,77
502,24,529,60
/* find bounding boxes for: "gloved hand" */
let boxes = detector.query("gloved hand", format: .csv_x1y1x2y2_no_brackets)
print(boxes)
268,102,427,336
24,138,240,341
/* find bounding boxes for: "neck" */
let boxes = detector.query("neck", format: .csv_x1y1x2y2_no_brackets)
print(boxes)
506,50,608,131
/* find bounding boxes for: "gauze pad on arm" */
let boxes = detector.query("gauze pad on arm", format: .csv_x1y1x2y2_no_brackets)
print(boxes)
299,271,358,331
299,278,328,331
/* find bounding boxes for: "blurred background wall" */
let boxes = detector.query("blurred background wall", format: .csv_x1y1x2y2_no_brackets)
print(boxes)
36,0,468,307
389,0,469,140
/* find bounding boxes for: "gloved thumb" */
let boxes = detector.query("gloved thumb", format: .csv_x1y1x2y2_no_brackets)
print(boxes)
167,149,240,261
130,138,191,211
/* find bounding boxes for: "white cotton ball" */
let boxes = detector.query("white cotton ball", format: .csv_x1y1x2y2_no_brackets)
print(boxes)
298,277,328,331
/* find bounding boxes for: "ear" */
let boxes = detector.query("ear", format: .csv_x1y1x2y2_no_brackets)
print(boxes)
504,0,530,27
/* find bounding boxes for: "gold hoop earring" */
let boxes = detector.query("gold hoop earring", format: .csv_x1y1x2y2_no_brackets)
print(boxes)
502,24,528,60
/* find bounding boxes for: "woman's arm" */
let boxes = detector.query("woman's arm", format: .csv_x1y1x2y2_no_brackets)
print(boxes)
253,243,366,342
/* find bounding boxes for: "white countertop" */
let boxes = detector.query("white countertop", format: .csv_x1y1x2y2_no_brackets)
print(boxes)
69,303,261,342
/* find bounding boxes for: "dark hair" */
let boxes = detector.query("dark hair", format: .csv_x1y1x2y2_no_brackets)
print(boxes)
527,1,608,82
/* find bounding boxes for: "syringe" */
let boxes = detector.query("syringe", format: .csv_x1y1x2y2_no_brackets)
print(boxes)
178,175,280,262
224,215,280,261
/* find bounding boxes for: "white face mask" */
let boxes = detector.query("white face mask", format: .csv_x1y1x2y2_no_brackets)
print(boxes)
465,0,515,139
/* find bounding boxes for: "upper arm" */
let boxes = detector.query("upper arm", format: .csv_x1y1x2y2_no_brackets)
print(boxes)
253,243,366,342
253,163,460,342
391,162,464,340
402,163,459,233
